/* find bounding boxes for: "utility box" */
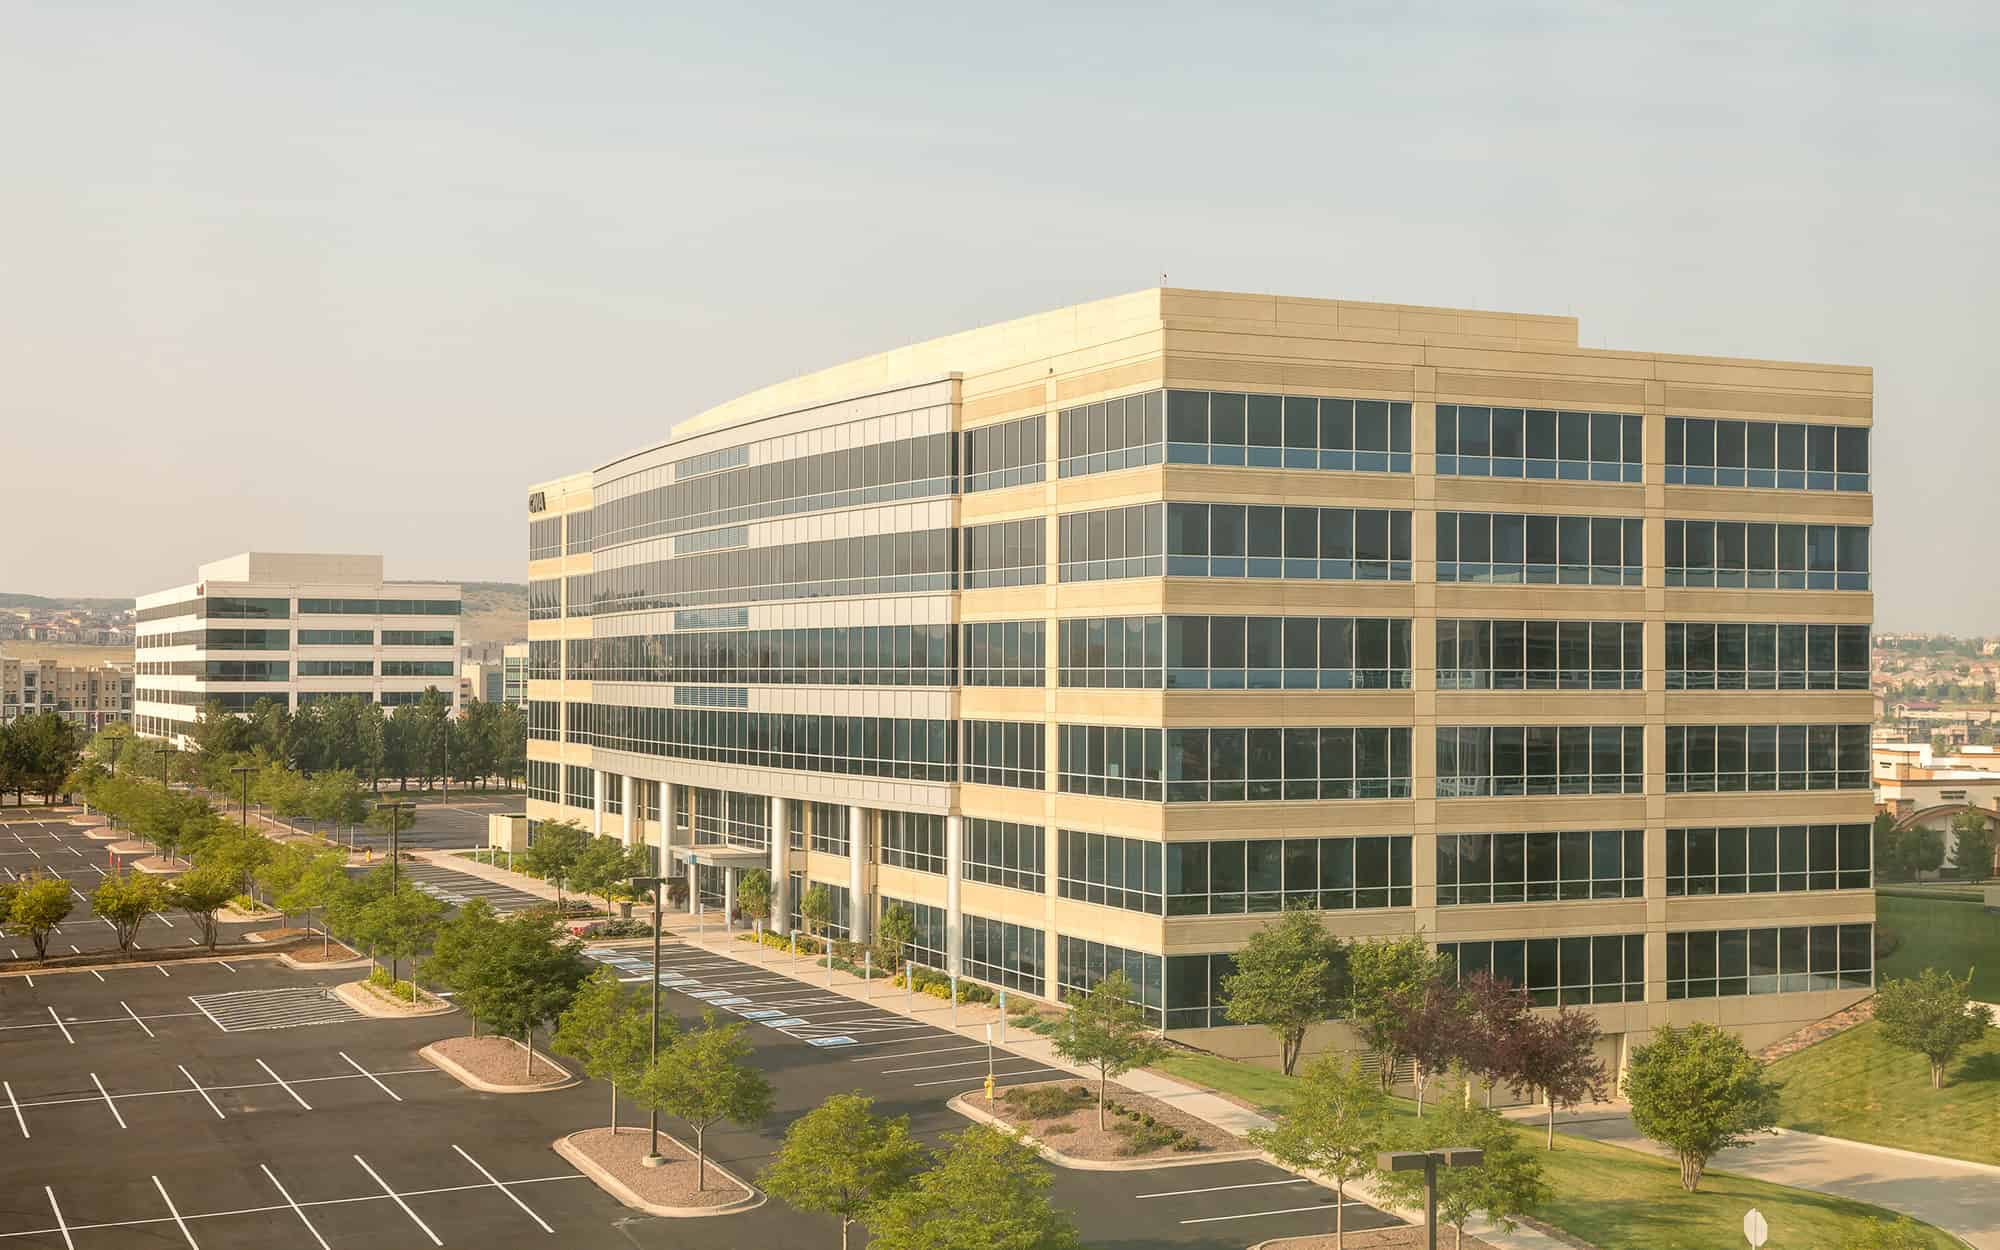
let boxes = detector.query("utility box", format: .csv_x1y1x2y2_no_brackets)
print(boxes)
488,813,529,852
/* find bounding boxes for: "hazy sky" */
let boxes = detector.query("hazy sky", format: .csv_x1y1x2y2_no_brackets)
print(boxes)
5,3,1993,629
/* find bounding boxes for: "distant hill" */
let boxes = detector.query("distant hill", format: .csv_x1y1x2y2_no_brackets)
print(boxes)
0,592,132,612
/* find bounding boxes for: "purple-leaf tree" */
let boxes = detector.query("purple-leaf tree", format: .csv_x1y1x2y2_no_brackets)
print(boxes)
1388,980,1475,1116
1516,1004,1610,1149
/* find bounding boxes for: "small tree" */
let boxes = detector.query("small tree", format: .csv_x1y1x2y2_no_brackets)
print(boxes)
1948,809,1995,878
1347,934,1453,1089
1050,970,1164,1128
8,876,75,960
424,896,503,1035
571,835,644,917
764,1093,927,1250
1457,972,1534,1107
1250,1055,1388,1249
1375,1084,1549,1250
737,868,772,931
1872,968,1995,1090
361,885,447,983
799,883,833,944
454,911,591,1077
324,865,391,956
1625,1022,1781,1191
552,966,656,1131
636,1011,775,1189
90,874,169,955
166,866,236,951
1221,904,1349,1074
1388,979,1475,1116
862,1125,1082,1250
874,903,916,974
277,850,350,955
255,841,315,925
523,819,589,908
1515,1004,1610,1149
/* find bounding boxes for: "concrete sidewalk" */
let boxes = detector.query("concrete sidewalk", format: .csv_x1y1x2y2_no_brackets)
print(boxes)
657,913,1569,1250
1539,1108,1998,1249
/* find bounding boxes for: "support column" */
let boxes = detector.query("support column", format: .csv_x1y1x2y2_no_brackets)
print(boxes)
664,783,682,845
945,813,963,975
722,867,737,932
769,797,790,935
592,768,606,838
620,774,635,848
848,805,870,944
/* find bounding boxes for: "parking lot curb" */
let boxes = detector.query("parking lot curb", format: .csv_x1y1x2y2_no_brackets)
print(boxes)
276,948,371,970
335,979,459,1019
552,1129,765,1218
419,1038,580,1092
947,1093,1264,1171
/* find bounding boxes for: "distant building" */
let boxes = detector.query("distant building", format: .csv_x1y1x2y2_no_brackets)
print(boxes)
133,553,460,745
1,655,133,730
1873,741,2000,875
502,642,528,707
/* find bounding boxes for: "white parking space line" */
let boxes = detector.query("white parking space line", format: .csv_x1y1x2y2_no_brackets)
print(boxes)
153,910,174,926
881,1056,1016,1075
261,1164,331,1250
851,1043,980,1060
187,996,226,1030
6,1080,28,1138
453,1143,554,1234
180,1065,226,1120
911,1065,1066,1088
340,1051,403,1101
152,1175,202,1248
354,1154,442,1246
121,1001,156,1037
157,965,170,976
258,1059,312,1110
47,1007,74,1045
90,1073,127,1129
1180,1202,1354,1225
830,1032,958,1049
88,969,105,983
218,961,235,973
44,1187,72,1249
1137,1178,1311,1199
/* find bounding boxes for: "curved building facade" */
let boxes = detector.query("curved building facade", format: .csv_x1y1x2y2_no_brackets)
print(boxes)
526,287,1875,1066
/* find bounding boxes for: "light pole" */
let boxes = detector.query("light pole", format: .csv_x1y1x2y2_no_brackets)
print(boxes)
158,745,179,793
376,800,415,894
230,765,254,832
629,874,667,1167
1378,1148,1486,1250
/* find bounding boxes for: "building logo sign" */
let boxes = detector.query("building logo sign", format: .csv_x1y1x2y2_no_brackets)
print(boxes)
527,491,547,513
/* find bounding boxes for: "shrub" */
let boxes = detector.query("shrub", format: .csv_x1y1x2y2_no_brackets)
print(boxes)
1040,1122,1076,1136
230,893,266,913
368,966,393,989
1002,1084,1090,1119
1112,1120,1180,1156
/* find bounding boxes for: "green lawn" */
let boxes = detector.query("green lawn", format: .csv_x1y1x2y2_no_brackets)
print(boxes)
1877,894,2000,1001
1151,1052,1960,1250
1771,1018,2000,1165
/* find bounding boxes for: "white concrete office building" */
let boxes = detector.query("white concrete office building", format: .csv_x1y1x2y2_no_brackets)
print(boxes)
134,553,461,744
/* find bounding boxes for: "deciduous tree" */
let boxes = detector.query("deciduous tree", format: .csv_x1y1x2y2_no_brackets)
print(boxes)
1050,969,1165,1128
1625,1022,1780,1191
552,965,656,1130
1250,1055,1389,1249
763,1093,927,1250
452,911,590,1077
276,849,350,956
636,1011,774,1190
91,873,169,955
874,903,916,974
1515,1004,1610,1148
1376,1084,1549,1250
799,883,833,944
1347,935,1454,1090
1872,968,1995,1090
359,884,447,983
736,868,772,931
1220,904,1348,1074
166,866,237,951
7,875,75,959
862,1125,1081,1250
522,819,589,908
1389,978,1476,1116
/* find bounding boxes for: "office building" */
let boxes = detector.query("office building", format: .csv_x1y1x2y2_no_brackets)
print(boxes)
525,288,1875,1066
134,553,460,744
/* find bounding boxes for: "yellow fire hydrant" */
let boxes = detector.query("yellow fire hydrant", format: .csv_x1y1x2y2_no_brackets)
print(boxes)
984,1073,996,1104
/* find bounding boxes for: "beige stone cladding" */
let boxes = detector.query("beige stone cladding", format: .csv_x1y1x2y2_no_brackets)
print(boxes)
527,287,1873,1068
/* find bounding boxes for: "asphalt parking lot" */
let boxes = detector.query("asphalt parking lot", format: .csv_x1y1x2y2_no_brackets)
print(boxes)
1,820,256,964
343,797,522,853
0,884,1403,1248
396,860,548,915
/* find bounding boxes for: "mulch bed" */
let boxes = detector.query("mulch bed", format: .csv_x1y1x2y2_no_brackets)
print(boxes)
269,936,359,962
1757,998,1875,1063
566,1126,749,1208
980,1078,1246,1161
428,1035,569,1087
1257,1227,1498,1250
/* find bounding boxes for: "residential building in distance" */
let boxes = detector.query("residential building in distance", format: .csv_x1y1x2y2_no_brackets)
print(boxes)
526,287,1875,1072
1,654,134,730
133,553,460,745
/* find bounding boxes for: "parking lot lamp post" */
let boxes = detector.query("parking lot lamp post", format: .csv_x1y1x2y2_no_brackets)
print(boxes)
230,765,254,832
629,874,667,1166
1378,1149,1485,1250
159,745,179,793
376,801,415,894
